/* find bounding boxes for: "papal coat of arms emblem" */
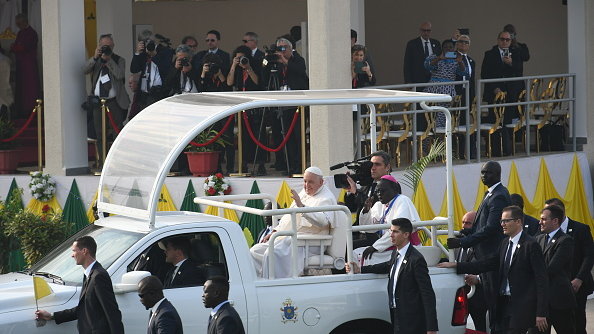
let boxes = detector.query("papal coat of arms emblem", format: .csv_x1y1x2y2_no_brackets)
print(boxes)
280,298,298,323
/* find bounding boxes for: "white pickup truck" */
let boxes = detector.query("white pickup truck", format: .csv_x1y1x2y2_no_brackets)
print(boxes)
0,89,468,333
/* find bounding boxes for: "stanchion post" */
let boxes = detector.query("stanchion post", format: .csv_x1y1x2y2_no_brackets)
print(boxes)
300,106,306,173
35,99,43,172
101,99,107,167
230,112,249,177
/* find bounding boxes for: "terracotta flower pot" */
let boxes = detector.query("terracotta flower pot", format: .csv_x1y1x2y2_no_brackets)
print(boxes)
185,151,220,177
0,150,19,174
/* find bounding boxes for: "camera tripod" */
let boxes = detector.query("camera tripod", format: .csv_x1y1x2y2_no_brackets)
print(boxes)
251,66,293,175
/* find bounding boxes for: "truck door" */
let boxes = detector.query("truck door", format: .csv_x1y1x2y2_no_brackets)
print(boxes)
115,228,246,333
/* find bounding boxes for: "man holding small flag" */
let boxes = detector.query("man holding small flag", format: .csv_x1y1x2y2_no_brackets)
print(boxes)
35,236,124,333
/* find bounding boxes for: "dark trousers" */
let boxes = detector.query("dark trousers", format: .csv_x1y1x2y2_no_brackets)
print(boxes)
92,98,124,158
468,284,488,332
493,296,528,334
574,289,589,334
214,116,236,174
528,307,575,334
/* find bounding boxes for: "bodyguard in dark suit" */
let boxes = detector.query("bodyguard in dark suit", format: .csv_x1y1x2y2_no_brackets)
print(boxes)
440,206,549,333
138,275,183,334
448,161,510,316
347,218,438,334
510,193,540,236
161,237,207,288
36,236,124,333
531,205,576,334
203,276,245,334
403,22,442,84
544,198,594,334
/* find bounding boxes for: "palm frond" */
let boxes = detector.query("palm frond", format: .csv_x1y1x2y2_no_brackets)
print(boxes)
400,140,446,194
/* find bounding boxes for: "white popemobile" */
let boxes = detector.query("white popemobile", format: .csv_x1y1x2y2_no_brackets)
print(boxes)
0,89,470,333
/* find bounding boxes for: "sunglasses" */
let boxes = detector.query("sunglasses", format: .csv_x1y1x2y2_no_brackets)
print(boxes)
242,39,254,43
421,29,432,32
500,218,517,224
188,44,197,48
138,293,146,298
499,38,511,42
205,39,216,42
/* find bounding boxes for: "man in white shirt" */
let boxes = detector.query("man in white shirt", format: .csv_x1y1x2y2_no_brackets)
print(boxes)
250,166,336,278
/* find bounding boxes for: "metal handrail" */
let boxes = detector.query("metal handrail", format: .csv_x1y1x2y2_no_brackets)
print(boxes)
476,73,576,161
358,80,471,163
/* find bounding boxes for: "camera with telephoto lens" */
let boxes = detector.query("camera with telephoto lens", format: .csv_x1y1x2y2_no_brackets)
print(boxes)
332,159,374,188
239,56,249,66
100,45,112,56
145,39,156,52
180,57,190,67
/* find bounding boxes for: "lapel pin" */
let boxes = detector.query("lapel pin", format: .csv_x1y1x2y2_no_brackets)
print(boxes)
568,229,573,233
403,259,407,264
552,239,556,243
516,244,521,249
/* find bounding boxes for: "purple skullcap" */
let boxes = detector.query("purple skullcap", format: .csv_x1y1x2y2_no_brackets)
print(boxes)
380,175,398,184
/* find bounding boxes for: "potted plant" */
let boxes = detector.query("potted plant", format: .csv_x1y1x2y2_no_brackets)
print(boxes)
0,116,18,174
185,128,228,177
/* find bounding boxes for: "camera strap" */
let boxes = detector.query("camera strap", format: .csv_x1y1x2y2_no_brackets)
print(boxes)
378,195,399,236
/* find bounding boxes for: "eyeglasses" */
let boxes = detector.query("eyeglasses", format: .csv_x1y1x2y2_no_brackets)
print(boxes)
421,29,432,32
205,39,216,42
498,38,511,42
500,218,517,224
242,39,254,43
457,40,470,44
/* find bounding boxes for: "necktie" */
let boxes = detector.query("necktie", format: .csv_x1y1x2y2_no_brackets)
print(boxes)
500,240,514,295
99,65,111,98
169,266,178,286
545,234,550,245
424,41,429,58
464,55,471,76
388,252,400,308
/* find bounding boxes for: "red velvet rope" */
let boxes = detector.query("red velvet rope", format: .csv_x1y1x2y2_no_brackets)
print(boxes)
189,115,235,147
242,109,300,152
106,108,121,134
0,108,37,142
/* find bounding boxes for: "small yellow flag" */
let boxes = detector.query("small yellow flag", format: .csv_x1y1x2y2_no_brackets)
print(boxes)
33,276,52,300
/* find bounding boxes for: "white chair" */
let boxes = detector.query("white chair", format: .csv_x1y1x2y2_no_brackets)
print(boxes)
297,211,348,275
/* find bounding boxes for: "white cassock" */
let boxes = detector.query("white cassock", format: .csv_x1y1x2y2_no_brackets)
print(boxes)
250,185,336,278
353,194,420,266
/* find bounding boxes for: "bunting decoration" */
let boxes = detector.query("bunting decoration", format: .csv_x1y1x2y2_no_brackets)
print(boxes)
62,180,89,234
507,162,539,217
180,180,201,212
238,181,266,244
276,181,294,208
86,190,99,223
157,184,177,212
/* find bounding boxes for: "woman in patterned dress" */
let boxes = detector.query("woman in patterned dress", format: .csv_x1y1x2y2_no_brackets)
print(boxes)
423,40,468,127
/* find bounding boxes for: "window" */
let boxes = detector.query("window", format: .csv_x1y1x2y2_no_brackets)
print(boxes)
128,232,228,288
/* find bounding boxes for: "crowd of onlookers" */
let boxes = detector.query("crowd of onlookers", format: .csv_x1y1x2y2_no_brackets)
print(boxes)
1,13,535,173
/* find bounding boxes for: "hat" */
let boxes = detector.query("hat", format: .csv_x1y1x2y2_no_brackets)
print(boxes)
304,166,323,176
380,175,398,184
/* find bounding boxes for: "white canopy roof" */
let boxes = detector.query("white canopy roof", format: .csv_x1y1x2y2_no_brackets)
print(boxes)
97,89,451,223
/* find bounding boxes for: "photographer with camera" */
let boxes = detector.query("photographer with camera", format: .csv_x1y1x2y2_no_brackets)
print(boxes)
227,45,267,175
263,37,308,174
83,33,129,156
130,30,169,111
343,151,391,248
351,44,375,89
165,44,198,95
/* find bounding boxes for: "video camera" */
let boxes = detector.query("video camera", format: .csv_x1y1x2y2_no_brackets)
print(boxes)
263,44,287,69
154,33,172,48
180,57,190,67
330,156,374,188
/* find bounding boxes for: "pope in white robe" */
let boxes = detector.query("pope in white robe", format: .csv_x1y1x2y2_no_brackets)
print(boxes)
251,167,336,278
353,175,421,266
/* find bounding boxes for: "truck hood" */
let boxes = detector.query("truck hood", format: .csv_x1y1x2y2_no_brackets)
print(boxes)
0,274,78,314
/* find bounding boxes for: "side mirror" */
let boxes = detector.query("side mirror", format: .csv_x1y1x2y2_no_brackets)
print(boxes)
113,271,151,294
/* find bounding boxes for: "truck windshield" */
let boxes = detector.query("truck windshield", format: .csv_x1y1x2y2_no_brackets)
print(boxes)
29,225,144,285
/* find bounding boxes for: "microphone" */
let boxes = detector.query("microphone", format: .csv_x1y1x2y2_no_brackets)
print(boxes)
329,162,348,171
